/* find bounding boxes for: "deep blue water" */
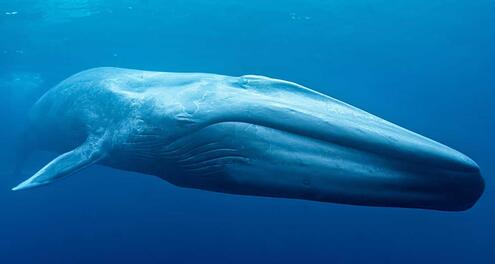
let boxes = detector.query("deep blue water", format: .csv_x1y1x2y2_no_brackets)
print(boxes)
0,0,494,263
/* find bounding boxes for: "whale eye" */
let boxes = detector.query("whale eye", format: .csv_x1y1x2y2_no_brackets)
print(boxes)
238,77,250,89
174,113,197,126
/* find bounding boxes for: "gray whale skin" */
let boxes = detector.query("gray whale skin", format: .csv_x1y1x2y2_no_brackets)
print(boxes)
13,67,484,211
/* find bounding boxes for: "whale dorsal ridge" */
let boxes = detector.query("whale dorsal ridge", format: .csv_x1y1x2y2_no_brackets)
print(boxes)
11,135,107,191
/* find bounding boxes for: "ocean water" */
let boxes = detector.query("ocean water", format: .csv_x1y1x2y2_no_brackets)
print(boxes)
0,0,494,263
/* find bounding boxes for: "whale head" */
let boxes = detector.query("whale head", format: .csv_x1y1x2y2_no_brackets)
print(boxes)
12,68,485,211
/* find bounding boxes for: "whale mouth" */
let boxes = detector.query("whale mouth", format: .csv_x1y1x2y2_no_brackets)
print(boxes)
236,120,484,211
168,117,483,212
219,75,485,211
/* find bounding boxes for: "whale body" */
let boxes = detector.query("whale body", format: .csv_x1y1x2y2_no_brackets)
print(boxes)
13,67,484,211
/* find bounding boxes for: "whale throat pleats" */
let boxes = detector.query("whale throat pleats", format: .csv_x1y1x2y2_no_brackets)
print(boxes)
11,135,107,191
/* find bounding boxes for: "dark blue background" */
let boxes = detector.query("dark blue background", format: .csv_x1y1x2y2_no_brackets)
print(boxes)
0,1,494,263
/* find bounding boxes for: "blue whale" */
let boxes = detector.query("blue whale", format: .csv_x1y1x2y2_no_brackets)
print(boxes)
12,67,484,211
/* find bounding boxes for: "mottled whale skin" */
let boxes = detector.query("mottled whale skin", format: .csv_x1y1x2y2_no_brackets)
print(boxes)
13,67,484,211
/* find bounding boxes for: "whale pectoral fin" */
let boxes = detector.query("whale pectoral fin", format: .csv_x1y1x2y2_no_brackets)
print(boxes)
11,137,106,191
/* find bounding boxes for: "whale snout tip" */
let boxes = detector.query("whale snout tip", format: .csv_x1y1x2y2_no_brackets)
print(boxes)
463,162,485,206
439,152,485,211
443,145,481,173
458,154,481,173
451,170,485,212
